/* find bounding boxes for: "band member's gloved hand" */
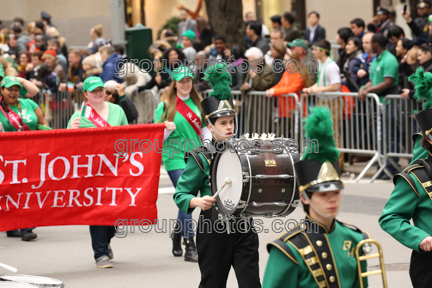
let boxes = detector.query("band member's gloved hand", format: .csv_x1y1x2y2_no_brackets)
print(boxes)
420,236,432,251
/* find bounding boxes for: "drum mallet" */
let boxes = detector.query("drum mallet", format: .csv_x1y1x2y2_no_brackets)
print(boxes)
212,178,232,199
0,262,18,273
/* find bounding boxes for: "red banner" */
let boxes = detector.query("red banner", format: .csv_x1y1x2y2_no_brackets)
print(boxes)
0,124,164,231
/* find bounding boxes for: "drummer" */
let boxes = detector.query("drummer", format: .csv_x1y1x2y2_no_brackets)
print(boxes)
173,62,261,288
263,107,371,287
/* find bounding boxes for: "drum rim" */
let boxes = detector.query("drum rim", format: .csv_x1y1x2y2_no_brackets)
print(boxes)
275,149,298,216
240,152,252,215
0,274,64,286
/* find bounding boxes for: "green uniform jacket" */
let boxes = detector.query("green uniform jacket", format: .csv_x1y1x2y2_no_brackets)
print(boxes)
379,150,432,252
173,146,212,215
263,216,369,288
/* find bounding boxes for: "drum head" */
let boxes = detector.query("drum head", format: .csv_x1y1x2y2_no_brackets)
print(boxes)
212,149,243,215
0,283,37,288
0,275,63,287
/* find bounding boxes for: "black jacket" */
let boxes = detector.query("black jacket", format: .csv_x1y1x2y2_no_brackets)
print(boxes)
303,25,326,46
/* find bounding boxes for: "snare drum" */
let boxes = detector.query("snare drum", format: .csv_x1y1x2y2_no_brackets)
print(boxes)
210,139,300,217
0,275,64,288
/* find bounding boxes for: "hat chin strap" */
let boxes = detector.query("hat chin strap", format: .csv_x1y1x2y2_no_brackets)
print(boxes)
302,191,337,220
206,118,238,139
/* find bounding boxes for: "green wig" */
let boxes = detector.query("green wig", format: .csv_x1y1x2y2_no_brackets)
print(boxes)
302,106,340,162
203,62,232,100
409,67,432,109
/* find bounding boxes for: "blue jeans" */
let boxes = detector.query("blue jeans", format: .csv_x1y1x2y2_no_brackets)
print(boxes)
89,225,116,260
20,228,34,234
168,169,195,238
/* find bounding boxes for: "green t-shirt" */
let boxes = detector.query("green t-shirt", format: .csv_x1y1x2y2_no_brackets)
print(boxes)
369,50,399,102
155,97,205,171
67,102,128,128
0,98,39,131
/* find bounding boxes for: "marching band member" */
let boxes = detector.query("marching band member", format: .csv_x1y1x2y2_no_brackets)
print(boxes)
263,106,370,288
155,67,211,262
173,63,261,288
380,68,432,287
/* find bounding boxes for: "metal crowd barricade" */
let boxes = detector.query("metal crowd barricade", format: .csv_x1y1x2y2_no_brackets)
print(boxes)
380,95,422,178
302,92,383,182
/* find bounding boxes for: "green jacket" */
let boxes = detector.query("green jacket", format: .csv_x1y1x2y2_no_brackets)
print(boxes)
263,216,369,288
379,148,432,252
173,146,212,215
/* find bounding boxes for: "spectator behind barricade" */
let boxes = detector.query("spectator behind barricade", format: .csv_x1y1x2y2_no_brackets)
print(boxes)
104,80,138,124
336,27,354,72
46,26,68,59
58,50,83,92
269,41,287,83
88,25,105,55
246,21,270,55
367,7,394,37
397,38,417,89
401,0,431,40
120,62,152,123
18,51,31,78
387,25,405,55
265,29,288,65
303,11,326,47
401,43,432,99
160,29,178,48
10,22,32,56
281,12,301,42
287,38,318,84
41,11,56,29
208,35,230,65
47,38,67,73
195,17,212,48
241,47,275,134
7,33,18,60
0,56,18,78
26,22,37,53
358,33,400,179
194,51,210,92
42,50,66,83
302,39,345,172
99,46,124,83
266,50,310,118
342,37,363,92
35,34,51,52
114,44,126,60
182,30,197,61
270,15,282,31
350,18,365,40
352,32,376,88
177,8,196,44
24,51,43,81
81,55,102,80
245,11,270,38
229,45,248,91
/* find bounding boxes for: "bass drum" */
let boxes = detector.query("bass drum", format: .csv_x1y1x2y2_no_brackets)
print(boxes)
210,140,300,217
0,275,64,288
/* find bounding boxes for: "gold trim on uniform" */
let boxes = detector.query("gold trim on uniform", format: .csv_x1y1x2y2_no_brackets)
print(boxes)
205,108,236,119
316,240,323,247
311,269,324,278
305,256,318,266
326,264,333,271
299,245,313,255
299,162,344,192
322,252,328,259
329,276,336,283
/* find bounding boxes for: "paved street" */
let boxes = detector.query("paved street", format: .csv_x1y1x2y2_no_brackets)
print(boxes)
1,163,413,288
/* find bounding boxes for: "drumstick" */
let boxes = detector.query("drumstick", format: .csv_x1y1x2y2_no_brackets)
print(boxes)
212,178,232,199
0,262,18,273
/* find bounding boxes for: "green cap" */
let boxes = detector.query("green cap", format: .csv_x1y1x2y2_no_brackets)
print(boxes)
172,67,196,82
1,76,22,88
182,29,196,41
83,76,104,92
287,38,308,51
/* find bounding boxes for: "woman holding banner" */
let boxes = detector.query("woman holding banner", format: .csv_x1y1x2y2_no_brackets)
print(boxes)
155,67,211,262
0,76,51,241
67,76,128,269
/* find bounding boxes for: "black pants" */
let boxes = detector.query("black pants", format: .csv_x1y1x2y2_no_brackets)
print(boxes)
410,250,432,287
196,209,261,288
89,225,116,260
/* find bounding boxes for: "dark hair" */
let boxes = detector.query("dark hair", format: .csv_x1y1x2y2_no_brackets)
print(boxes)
36,63,52,79
165,30,175,37
350,18,365,29
388,25,405,39
270,15,282,25
399,37,412,50
180,8,188,13
213,35,226,43
10,22,23,34
47,38,60,48
231,45,245,59
314,39,331,56
196,17,210,34
308,11,320,19
162,48,186,70
347,36,361,49
372,33,388,48
193,40,205,53
247,21,262,36
283,12,295,25
302,192,314,214
419,43,432,54
114,44,125,55
421,135,432,151
35,21,44,30
13,17,24,26
271,29,283,39
31,51,43,60
337,27,354,45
